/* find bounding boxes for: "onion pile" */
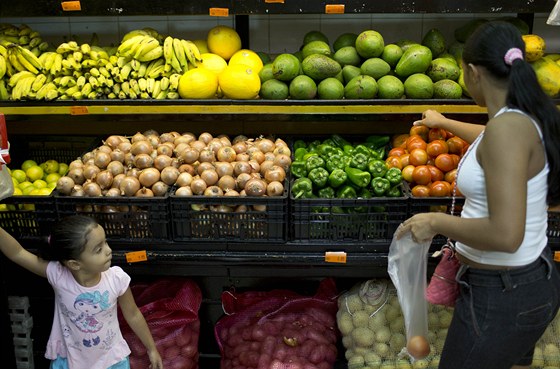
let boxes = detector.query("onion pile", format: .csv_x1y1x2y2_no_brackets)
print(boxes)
56,131,291,203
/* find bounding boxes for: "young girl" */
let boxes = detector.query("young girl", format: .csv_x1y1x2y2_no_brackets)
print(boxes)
397,21,560,368
0,215,163,369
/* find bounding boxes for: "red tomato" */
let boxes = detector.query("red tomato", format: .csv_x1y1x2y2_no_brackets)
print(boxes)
386,156,403,170
450,154,461,168
445,130,455,138
444,168,458,184
388,147,407,157
426,157,435,166
435,153,456,172
399,153,410,167
427,165,444,182
409,125,429,142
409,148,428,166
412,165,431,185
406,135,427,152
428,128,447,142
392,134,409,149
401,164,415,183
429,181,452,197
411,184,431,197
426,139,449,158
446,136,466,155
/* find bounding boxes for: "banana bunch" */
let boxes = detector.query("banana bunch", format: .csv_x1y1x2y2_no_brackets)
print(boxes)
6,43,43,74
163,36,202,73
117,30,163,63
0,24,49,61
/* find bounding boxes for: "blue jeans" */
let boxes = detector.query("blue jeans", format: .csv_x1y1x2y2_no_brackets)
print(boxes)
439,248,560,369
50,356,130,369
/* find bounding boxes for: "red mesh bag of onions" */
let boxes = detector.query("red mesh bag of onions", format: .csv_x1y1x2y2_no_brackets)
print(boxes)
215,278,339,369
119,278,202,369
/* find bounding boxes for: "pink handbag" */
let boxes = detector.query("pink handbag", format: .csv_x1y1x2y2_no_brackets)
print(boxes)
425,242,460,307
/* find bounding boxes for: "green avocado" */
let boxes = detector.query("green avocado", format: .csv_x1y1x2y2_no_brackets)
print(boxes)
302,54,342,81
395,45,433,79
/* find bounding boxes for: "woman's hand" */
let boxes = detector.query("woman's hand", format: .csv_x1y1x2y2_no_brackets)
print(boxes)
413,109,447,129
148,348,163,369
395,213,438,243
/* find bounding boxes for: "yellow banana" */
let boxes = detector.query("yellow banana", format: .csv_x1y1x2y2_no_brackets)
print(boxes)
51,53,63,75
129,79,140,95
163,36,174,66
18,35,30,45
8,49,27,73
99,67,110,78
64,85,80,97
182,39,202,66
109,55,118,65
38,41,49,52
18,45,42,71
121,81,130,95
172,38,188,69
155,90,167,100
166,91,179,99
145,58,164,77
138,78,147,92
31,73,47,92
12,75,35,100
160,76,169,91
112,83,121,94
29,37,42,48
81,82,92,97
2,26,20,37
117,35,146,57
89,76,99,89
81,59,97,69
116,56,130,68
0,55,6,79
169,73,181,91
90,67,100,77
130,58,141,71
140,92,150,99
137,46,163,62
137,63,148,78
146,78,155,94
59,75,75,87
107,92,117,99
81,43,91,55
73,51,83,63
8,71,35,87
45,88,58,100
56,42,74,54
18,27,32,37
0,44,7,58
121,29,150,42
151,80,161,99
0,80,9,100
134,37,159,60
76,75,86,88
147,65,164,79
36,81,54,100
119,62,132,81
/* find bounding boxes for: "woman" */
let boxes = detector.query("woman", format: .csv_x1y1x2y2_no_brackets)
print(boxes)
397,21,560,369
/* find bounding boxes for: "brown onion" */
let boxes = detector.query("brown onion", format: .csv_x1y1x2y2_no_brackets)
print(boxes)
96,170,114,190
199,132,213,144
178,147,199,164
218,175,236,191
120,176,141,196
256,138,275,153
151,181,169,196
200,169,219,186
175,186,193,197
217,146,236,162
106,161,125,176
198,148,215,163
248,160,260,174
105,188,121,197
69,159,84,171
81,151,94,163
196,162,214,175
104,135,125,150
259,160,274,176
68,168,86,185
253,204,267,212
134,153,154,169
224,189,240,197
273,146,291,157
178,164,195,175
138,168,160,188
190,177,207,195
56,176,75,196
160,166,180,186
189,140,206,152
83,164,101,180
275,138,288,147
218,135,232,147
110,149,125,163
232,142,247,154
266,181,284,196
174,142,189,155
249,150,265,164
112,173,126,189
135,187,154,197
235,204,248,212
124,152,135,166
236,153,250,162
176,172,193,187
207,139,223,155
145,134,160,147
234,161,252,176
235,172,252,190
204,186,223,197
71,185,85,197
131,132,147,143
232,135,248,144
154,154,173,171
117,141,132,153
83,181,102,197
265,165,286,183
159,132,176,143
264,152,276,161
130,140,152,156
214,162,234,178
93,151,111,169
273,154,292,172
244,178,267,197
156,144,174,157
127,167,140,178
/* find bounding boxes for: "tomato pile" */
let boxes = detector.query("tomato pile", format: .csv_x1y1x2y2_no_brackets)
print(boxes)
388,126,469,197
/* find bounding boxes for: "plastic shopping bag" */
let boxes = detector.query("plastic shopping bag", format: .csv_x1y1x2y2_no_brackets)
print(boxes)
387,231,431,361
548,0,560,25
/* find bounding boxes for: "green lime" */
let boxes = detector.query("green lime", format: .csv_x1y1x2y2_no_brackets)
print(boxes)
272,54,301,82
260,79,289,100
21,159,38,172
289,75,317,100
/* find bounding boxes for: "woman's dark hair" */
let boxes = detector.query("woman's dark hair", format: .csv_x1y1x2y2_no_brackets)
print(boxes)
462,21,560,206
40,215,99,262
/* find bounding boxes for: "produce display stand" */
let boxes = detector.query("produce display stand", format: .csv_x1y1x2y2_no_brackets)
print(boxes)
1,0,559,367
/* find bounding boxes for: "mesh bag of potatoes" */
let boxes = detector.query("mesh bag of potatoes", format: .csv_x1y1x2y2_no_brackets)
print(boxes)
336,279,454,369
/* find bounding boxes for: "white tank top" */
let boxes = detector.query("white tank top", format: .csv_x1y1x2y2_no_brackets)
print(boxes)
455,107,549,267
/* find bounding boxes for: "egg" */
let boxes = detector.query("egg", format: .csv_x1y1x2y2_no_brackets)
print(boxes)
407,335,431,359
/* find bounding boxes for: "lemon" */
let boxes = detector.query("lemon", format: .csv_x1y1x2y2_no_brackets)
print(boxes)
198,53,228,76
43,159,59,174
58,163,69,176
0,204,8,211
11,177,19,188
45,172,62,184
21,159,37,172
25,165,44,182
47,182,57,190
22,185,36,195
178,68,219,99
37,188,52,196
33,179,48,189
228,49,264,74
207,25,242,61
193,39,209,54
18,181,34,191
218,64,261,100
12,187,23,196
11,169,27,183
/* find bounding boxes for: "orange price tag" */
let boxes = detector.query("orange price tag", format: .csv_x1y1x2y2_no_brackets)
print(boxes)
554,251,560,263
325,251,347,264
125,250,148,263
209,7,229,17
61,1,82,11
70,106,88,115
265,0,285,3
325,4,345,14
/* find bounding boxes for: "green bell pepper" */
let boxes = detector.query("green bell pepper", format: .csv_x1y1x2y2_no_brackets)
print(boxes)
328,168,347,188
345,167,371,188
318,186,336,199
386,185,402,197
294,147,308,161
308,167,329,189
290,161,307,178
325,154,346,172
307,140,322,152
322,138,336,147
292,177,313,199
385,167,403,186
317,144,338,158
302,152,319,161
305,155,325,172
343,145,354,155
336,185,357,199
293,140,307,150
365,135,390,149
353,144,371,157
368,159,388,178
371,177,390,196
331,134,351,148
350,152,369,171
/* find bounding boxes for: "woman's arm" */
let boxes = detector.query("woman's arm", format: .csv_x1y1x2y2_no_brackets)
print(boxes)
118,288,163,369
0,227,48,277
413,109,485,143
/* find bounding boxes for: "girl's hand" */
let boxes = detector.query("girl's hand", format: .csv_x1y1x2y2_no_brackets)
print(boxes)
147,348,163,369
395,213,438,243
413,109,447,129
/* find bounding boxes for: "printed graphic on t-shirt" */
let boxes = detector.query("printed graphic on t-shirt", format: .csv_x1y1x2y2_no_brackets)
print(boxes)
59,290,114,349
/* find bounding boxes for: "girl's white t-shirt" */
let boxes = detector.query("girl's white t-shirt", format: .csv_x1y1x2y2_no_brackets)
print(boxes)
45,261,132,369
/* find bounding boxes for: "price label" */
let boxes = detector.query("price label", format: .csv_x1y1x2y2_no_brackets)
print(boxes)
265,0,285,3
325,4,344,14
554,251,560,263
125,250,148,263
209,7,229,17
325,251,347,264
61,1,82,11
70,106,89,115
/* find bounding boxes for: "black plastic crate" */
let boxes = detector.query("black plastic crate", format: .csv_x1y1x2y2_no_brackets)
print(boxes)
291,196,408,244
0,195,56,241
55,194,170,243
549,211,559,247
170,191,288,243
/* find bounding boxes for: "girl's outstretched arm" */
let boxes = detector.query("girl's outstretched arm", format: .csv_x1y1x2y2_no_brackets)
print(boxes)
118,288,163,369
0,227,48,277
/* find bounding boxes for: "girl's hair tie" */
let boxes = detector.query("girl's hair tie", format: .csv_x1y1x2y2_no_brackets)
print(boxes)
47,235,52,245
504,47,523,66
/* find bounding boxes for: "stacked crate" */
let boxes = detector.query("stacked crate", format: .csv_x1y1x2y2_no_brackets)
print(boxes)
8,296,34,369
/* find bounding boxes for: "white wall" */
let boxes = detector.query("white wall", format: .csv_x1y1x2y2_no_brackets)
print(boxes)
0,13,558,53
